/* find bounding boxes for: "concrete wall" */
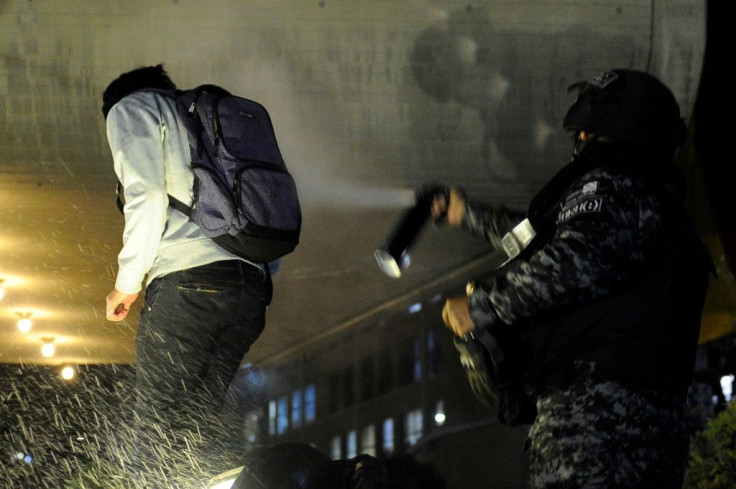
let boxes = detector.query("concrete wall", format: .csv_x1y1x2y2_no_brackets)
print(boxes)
1,0,705,209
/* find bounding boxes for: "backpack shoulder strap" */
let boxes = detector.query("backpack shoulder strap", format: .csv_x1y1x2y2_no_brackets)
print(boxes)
168,195,192,217
192,84,230,97
115,179,193,218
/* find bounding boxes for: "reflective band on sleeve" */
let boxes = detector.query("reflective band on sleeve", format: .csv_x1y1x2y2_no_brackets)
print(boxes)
501,218,536,260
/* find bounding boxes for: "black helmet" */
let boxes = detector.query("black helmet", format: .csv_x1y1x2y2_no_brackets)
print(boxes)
563,69,687,151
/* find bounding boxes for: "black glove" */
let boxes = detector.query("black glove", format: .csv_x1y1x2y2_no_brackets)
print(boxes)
453,335,501,407
453,332,537,426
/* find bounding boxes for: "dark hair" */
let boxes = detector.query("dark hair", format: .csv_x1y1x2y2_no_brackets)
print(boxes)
101,64,177,118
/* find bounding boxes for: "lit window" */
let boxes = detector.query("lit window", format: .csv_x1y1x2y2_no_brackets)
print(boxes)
413,338,422,382
405,409,423,446
277,396,288,435
292,389,303,429
346,430,357,459
305,384,316,423
382,418,394,455
268,400,277,436
361,424,376,457
245,411,260,443
427,329,439,379
330,435,342,460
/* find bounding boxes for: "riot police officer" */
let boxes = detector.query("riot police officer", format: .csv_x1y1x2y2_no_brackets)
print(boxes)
436,69,713,488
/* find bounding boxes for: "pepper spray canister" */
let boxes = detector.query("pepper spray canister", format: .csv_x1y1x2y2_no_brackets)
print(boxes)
374,184,448,278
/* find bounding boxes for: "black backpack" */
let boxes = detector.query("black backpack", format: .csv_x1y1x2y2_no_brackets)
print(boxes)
118,85,301,263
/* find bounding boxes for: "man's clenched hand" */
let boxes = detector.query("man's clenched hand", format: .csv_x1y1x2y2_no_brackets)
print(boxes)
106,289,139,321
442,295,476,337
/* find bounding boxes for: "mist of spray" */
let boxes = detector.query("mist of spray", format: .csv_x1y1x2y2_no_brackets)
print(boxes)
223,65,418,210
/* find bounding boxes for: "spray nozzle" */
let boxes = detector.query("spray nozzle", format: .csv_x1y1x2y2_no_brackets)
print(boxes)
374,182,449,278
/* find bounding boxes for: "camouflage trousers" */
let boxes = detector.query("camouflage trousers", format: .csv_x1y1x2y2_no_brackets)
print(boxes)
527,362,688,489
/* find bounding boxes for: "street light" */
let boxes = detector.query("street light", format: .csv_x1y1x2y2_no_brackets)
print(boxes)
41,338,55,358
17,313,32,333
61,366,76,380
434,400,446,426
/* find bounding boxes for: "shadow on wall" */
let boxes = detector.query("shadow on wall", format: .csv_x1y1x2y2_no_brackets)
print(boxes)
408,5,638,189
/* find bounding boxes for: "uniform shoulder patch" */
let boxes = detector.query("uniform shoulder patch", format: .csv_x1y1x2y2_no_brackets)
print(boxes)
582,180,598,195
558,180,605,223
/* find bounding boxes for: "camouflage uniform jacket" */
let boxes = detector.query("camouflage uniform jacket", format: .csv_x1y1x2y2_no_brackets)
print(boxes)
463,157,709,397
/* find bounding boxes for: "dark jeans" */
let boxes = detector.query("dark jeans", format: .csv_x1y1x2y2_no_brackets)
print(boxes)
131,260,271,487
